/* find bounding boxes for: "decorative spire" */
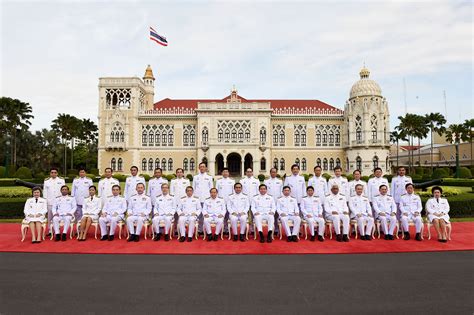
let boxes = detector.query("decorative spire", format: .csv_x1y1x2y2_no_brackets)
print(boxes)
359,65,370,79
143,64,155,79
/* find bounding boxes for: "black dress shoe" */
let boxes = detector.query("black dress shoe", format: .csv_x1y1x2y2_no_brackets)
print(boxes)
101,235,108,241
108,235,114,241
404,232,410,240
187,237,193,242
343,234,349,242
384,235,389,240
134,235,139,242
127,235,135,242
293,236,298,242
240,234,245,242
318,235,324,242
179,236,185,242
153,234,159,241
155,233,162,241
233,235,238,241
336,234,342,242
267,232,273,243
287,236,292,242
441,239,448,243
164,234,170,241
389,235,394,240
310,235,316,242
213,234,218,241
415,233,422,241
259,231,265,243
61,233,67,241
207,234,213,242
366,235,371,241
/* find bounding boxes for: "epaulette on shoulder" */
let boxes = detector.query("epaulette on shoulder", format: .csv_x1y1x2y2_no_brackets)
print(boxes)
401,193,407,196
181,196,187,199
339,193,345,196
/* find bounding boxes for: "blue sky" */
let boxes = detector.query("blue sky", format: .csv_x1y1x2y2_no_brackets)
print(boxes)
1,0,472,134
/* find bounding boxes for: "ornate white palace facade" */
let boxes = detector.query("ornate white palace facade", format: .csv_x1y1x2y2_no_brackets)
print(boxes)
97,66,390,177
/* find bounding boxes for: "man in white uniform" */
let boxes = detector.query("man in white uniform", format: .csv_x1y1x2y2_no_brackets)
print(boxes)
193,162,213,233
177,186,202,242
251,184,276,243
71,168,94,222
348,169,368,198
240,168,260,201
327,166,349,201
264,168,283,234
324,184,350,242
372,184,397,240
216,168,235,201
126,183,152,242
390,166,412,217
147,168,169,211
300,186,325,242
170,168,191,201
152,183,175,241
52,185,76,241
400,183,423,241
99,185,127,241
307,166,328,201
43,167,65,227
124,166,146,203
98,167,119,206
283,164,306,206
203,188,226,241
367,167,389,203
277,186,301,242
349,184,374,240
227,183,249,242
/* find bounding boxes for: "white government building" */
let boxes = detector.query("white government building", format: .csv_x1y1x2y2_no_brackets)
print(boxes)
97,65,390,177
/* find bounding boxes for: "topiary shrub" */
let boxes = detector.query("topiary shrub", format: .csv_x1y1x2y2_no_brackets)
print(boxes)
186,174,193,182
14,167,32,179
258,174,265,182
322,173,331,181
302,174,310,182
165,174,176,181
346,174,354,181
0,166,6,178
458,167,472,179
361,176,370,182
384,174,393,182
112,174,127,182
67,169,78,176
139,174,151,181
432,168,449,179
89,168,99,176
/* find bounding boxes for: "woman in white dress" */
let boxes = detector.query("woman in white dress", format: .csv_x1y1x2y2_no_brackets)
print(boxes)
23,187,48,243
78,186,101,241
425,186,450,242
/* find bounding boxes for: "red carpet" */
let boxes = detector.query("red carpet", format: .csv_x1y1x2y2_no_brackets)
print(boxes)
1,222,473,255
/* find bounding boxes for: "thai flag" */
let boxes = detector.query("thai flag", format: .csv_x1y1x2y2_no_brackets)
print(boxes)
149,26,168,46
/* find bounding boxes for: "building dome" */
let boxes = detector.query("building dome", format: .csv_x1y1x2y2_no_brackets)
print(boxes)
349,67,382,99
143,65,155,79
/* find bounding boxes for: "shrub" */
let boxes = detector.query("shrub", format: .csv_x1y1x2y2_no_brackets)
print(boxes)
432,168,449,179
86,174,99,182
440,178,474,187
113,174,127,182
0,187,32,198
34,172,46,179
0,179,16,187
0,197,28,218
258,174,266,182
139,174,151,181
186,174,193,182
383,174,393,182
345,174,354,182
415,167,424,175
14,167,32,179
302,174,310,182
165,174,176,181
361,176,370,182
0,166,6,178
322,173,331,181
67,169,78,176
458,167,472,179
89,168,99,176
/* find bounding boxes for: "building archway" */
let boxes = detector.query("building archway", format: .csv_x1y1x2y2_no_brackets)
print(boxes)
244,153,253,172
227,153,241,177
215,153,224,175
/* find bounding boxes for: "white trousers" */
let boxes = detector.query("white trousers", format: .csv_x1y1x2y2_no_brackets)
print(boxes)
356,215,374,236
178,215,197,238
126,215,148,236
328,214,350,235
306,216,325,236
254,214,275,232
99,215,123,236
280,215,301,236
53,215,72,234
400,215,423,233
378,215,397,235
152,215,173,234
229,214,248,235
203,216,224,235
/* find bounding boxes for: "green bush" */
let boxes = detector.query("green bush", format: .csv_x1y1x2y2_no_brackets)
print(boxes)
440,178,474,187
14,167,32,179
432,168,449,179
0,166,6,178
346,174,354,182
89,168,99,176
322,173,331,181
0,179,16,187
165,174,176,181
420,193,474,217
186,174,193,182
302,174,310,182
258,174,266,182
361,176,370,182
67,169,78,176
383,174,393,182
113,174,127,182
415,167,424,175
0,197,27,218
139,174,151,181
86,174,99,182
458,167,472,179
34,171,46,179
0,187,31,198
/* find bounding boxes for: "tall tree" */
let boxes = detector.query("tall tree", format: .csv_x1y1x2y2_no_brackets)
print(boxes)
414,115,429,168
464,119,474,167
424,113,446,172
390,130,407,169
396,113,423,174
445,124,469,178
51,114,77,175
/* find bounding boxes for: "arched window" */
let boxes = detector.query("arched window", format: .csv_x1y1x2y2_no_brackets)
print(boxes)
273,130,278,145
162,158,167,171
117,158,123,171
301,129,306,146
280,158,285,171
260,157,266,171
183,158,188,171
245,129,250,140
111,158,116,171
301,158,307,171
148,158,153,171
190,130,195,146
317,158,321,167
294,130,300,146
110,132,114,142
202,127,209,144
371,114,378,141
295,158,300,167
142,131,147,146
168,158,173,171
155,130,160,146
168,130,174,146
141,158,147,171
273,158,278,169
329,130,334,145
149,132,154,146
279,131,285,146
373,156,379,170
329,158,334,170
323,158,328,171
316,130,321,146
162,132,167,145
190,158,195,171
115,132,120,143
322,130,328,146
356,156,362,171
335,130,340,145
356,115,362,142
120,131,125,142
236,130,241,140
218,130,223,142
260,127,266,143
183,130,189,146
336,158,341,167
225,130,230,141
155,158,160,169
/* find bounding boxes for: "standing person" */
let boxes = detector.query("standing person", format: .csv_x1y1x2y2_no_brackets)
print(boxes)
152,183,176,241
300,186,325,242
391,166,412,216
203,188,226,241
71,168,94,222
126,183,152,242
98,167,119,206
99,185,127,241
372,185,398,240
324,184,350,242
251,184,276,243
227,183,250,242
216,168,235,201
147,168,169,212
307,166,328,201
349,184,374,240
264,168,283,234
283,164,306,206
177,186,202,242
367,167,389,203
400,183,423,241
77,186,101,241
170,168,190,201
23,187,47,243
348,169,368,197
52,185,76,242
193,162,213,233
277,186,301,242
43,167,65,229
425,186,450,242
124,166,146,203
327,166,349,201
240,168,260,200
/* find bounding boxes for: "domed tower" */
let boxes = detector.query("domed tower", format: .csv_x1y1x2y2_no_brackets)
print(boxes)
142,65,155,110
343,66,390,175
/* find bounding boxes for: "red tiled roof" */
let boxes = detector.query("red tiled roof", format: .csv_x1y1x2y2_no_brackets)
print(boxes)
153,94,339,111
400,145,423,151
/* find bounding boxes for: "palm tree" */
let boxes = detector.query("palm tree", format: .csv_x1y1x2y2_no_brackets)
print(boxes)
445,124,469,178
464,119,474,167
425,113,446,172
397,113,423,174
414,115,429,168
390,130,407,169
52,114,77,175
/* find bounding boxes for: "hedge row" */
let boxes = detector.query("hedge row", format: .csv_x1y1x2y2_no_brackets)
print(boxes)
2,194,473,219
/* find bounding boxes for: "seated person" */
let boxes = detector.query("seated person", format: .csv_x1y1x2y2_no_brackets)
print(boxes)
349,184,374,240
300,186,325,242
126,183,152,242
425,186,450,243
251,184,276,243
203,188,226,241
52,185,76,241
177,186,202,242
99,185,127,241
277,186,301,242
324,184,350,242
23,186,47,243
226,183,249,242
400,183,423,241
152,183,176,242
372,184,397,240
78,185,101,241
